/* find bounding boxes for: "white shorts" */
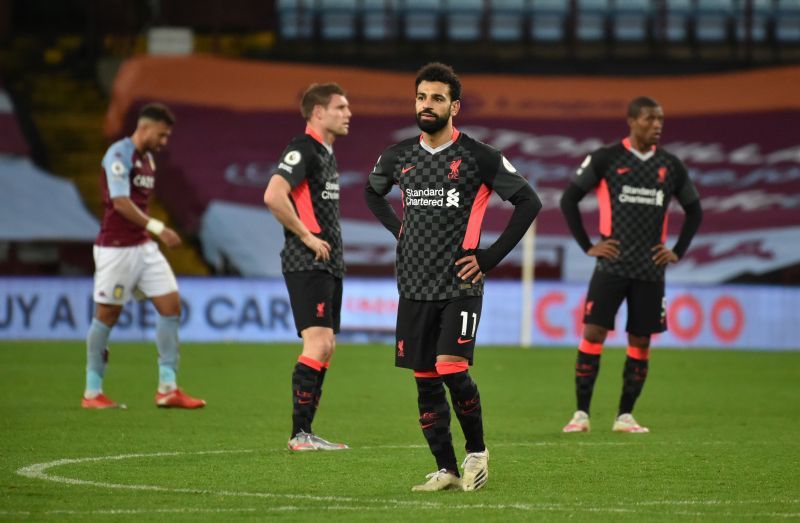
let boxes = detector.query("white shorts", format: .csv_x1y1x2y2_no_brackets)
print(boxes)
93,241,179,305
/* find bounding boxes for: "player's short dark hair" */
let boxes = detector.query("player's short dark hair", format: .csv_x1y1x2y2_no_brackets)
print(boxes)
139,103,175,126
628,96,660,119
415,62,461,102
301,83,346,120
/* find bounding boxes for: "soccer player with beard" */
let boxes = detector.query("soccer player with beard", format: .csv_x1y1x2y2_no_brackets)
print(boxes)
264,83,351,451
365,63,541,491
560,96,702,434
83,103,205,410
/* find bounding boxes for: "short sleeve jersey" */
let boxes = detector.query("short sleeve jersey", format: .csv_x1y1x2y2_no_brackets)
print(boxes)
273,130,344,278
96,137,156,247
571,138,700,281
369,130,529,301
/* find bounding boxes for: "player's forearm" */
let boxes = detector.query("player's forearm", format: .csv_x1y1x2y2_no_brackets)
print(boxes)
264,191,314,240
112,197,170,238
112,197,151,228
475,185,541,273
364,183,402,239
560,183,593,252
672,200,703,259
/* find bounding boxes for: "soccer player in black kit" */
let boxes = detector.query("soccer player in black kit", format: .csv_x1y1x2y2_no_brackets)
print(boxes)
264,83,351,451
365,63,541,491
560,96,702,434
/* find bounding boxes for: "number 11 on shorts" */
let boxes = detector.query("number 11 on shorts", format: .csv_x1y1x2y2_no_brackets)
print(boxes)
460,311,478,337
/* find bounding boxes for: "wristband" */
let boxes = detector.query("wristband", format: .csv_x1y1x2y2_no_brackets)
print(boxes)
145,218,165,235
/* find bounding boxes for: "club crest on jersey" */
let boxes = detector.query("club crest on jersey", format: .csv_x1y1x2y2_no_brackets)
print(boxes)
657,166,668,183
397,339,405,358
448,158,462,180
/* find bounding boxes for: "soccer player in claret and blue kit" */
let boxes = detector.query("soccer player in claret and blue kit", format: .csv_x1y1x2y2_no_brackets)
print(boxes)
82,103,205,410
264,83,351,452
365,63,542,492
560,96,702,434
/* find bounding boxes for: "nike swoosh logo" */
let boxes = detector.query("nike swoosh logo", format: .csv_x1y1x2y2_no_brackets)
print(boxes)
401,165,415,174
457,337,473,345
616,167,630,174
298,400,313,405
421,422,435,429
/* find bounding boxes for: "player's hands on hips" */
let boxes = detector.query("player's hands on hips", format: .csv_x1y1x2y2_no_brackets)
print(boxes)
587,239,620,259
455,255,484,284
301,232,331,261
158,227,182,249
651,244,678,266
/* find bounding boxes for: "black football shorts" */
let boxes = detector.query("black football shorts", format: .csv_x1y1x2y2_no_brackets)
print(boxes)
583,268,666,336
395,296,482,370
284,270,342,337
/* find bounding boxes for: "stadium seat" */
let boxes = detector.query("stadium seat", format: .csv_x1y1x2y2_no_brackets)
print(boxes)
488,0,528,42
663,0,692,42
400,0,443,41
277,0,316,40
694,0,734,43
575,0,610,42
444,0,484,42
612,0,651,42
319,0,358,40
530,0,569,42
776,0,800,43
735,0,774,43
362,0,396,41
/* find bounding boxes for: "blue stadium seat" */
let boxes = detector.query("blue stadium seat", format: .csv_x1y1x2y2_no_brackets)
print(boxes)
735,0,775,43
444,0,484,41
695,0,734,43
612,0,651,42
776,0,800,43
319,0,358,40
530,0,569,42
663,0,692,42
277,0,316,40
575,0,610,42
400,0,443,41
488,0,528,42
362,0,396,41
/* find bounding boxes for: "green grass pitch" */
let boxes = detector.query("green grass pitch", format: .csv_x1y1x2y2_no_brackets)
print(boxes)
1,341,798,521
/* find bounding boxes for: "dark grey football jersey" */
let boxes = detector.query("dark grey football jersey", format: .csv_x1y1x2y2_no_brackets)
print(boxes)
369,130,529,301
572,138,700,281
273,132,344,278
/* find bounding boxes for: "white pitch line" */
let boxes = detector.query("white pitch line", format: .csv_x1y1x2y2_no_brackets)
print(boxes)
45,508,260,515
15,448,798,517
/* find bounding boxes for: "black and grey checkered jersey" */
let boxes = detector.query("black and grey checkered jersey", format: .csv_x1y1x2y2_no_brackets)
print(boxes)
571,139,700,281
369,131,529,301
273,133,344,278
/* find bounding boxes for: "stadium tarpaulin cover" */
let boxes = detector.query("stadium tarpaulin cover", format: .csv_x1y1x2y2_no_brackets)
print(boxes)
0,155,99,241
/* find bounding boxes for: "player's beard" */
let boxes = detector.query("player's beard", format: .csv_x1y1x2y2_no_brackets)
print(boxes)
416,110,449,134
